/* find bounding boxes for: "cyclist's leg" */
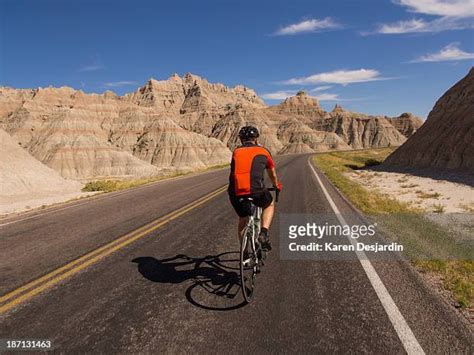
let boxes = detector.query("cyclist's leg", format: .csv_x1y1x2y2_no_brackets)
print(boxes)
261,199,274,230
253,190,274,250
253,189,274,230
238,217,248,242
228,192,252,242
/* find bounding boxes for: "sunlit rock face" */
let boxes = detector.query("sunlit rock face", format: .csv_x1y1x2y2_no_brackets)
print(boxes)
0,73,418,180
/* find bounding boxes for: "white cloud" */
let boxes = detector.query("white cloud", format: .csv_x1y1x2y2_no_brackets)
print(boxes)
372,0,474,34
310,86,333,92
103,81,138,88
79,64,104,72
283,69,384,85
274,17,341,35
312,93,340,101
377,18,430,33
375,16,472,33
411,42,474,62
394,0,474,17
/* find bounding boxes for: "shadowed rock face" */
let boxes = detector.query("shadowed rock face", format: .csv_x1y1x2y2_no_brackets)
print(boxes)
0,74,418,180
385,68,474,172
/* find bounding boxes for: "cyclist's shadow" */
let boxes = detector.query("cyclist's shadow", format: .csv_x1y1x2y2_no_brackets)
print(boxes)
132,252,247,311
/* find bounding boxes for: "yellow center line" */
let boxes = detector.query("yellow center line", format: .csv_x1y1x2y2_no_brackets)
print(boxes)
0,186,227,315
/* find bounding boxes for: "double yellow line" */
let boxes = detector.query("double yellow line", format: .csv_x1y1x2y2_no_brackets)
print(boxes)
0,185,227,315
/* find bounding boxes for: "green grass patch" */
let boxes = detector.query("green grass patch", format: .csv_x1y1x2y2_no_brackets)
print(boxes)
82,176,181,193
313,148,474,309
82,163,230,193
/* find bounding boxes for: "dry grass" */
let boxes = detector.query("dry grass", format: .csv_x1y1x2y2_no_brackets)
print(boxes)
313,148,409,215
313,148,473,309
401,183,419,189
432,203,446,213
417,191,441,199
459,203,474,213
83,163,230,193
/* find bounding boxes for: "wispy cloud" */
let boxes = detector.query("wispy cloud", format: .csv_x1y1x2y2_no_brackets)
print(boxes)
274,17,341,35
103,81,139,88
79,64,104,72
79,54,105,72
374,16,472,34
310,86,333,92
395,0,474,18
312,93,340,101
377,18,428,34
283,69,386,85
410,42,474,62
368,0,474,34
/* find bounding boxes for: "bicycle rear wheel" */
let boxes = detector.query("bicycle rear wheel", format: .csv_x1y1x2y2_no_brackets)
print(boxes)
240,223,257,303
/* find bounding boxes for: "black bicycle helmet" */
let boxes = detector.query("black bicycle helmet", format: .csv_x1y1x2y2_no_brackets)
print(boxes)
238,125,259,141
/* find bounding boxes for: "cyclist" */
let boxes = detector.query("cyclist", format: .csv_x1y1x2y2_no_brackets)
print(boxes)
228,125,282,251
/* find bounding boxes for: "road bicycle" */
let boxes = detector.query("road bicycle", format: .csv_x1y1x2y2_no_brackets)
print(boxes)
240,187,279,303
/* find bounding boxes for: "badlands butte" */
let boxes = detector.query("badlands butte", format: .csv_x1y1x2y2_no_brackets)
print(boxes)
0,73,422,182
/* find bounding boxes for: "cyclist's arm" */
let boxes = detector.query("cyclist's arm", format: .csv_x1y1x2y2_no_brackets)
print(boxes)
265,153,279,187
266,167,279,187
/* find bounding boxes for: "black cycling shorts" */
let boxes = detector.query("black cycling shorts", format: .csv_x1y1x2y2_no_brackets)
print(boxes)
228,189,273,218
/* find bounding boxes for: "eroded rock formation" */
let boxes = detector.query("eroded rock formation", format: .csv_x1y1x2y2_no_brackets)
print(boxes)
385,68,474,172
386,113,423,138
0,128,82,195
0,74,420,180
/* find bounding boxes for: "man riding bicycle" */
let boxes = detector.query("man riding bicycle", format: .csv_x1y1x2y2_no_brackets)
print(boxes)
228,126,282,251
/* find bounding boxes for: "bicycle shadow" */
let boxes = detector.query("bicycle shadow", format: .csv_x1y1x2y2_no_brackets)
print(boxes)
131,252,247,311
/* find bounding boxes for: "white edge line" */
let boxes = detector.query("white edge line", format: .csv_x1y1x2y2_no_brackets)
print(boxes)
308,158,425,355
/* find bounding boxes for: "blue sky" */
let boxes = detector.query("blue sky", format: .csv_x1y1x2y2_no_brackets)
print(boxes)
1,0,473,117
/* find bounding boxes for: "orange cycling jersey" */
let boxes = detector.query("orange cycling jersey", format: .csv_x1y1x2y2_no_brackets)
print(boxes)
228,142,275,196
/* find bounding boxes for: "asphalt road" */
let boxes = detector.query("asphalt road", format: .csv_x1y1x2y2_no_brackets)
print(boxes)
0,154,472,353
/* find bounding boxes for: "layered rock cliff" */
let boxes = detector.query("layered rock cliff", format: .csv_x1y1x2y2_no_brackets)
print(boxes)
386,113,423,138
0,79,233,179
0,128,82,195
0,74,420,180
385,68,474,172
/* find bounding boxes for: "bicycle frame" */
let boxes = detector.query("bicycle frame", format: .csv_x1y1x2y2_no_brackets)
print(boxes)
249,204,262,258
239,187,279,303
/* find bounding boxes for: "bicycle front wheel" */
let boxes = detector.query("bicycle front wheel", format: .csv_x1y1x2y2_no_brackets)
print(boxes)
240,224,257,303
